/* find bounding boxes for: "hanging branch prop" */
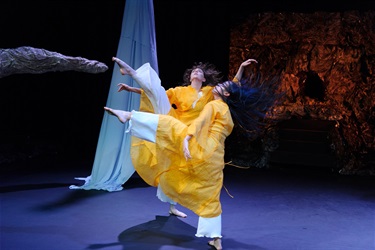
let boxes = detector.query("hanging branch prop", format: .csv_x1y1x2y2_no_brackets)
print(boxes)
0,46,108,78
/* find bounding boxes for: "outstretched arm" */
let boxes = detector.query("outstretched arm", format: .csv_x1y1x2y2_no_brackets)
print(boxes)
117,83,142,94
233,58,258,85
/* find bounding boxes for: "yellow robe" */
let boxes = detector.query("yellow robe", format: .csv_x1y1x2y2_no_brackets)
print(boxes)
132,100,233,218
166,85,214,125
130,85,214,187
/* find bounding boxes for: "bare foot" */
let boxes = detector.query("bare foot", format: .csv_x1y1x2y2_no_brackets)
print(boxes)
112,57,136,76
208,238,222,250
104,107,131,123
169,205,187,218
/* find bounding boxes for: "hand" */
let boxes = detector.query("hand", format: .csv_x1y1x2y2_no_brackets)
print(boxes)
117,83,142,94
117,83,132,92
241,59,258,68
183,136,192,160
233,59,258,85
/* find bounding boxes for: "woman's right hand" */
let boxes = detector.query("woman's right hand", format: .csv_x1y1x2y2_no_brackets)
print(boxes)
183,135,192,160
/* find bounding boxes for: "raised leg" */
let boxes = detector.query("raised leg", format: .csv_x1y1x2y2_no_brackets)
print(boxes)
112,57,136,76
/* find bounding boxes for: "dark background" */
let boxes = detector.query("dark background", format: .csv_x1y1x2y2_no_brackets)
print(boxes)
1,0,374,166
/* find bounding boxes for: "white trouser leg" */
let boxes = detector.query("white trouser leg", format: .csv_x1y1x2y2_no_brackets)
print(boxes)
156,185,177,205
131,64,178,206
126,111,158,143
195,215,222,238
133,63,170,114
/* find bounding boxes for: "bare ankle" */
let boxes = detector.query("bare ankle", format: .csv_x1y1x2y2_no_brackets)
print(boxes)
214,238,222,249
208,238,222,250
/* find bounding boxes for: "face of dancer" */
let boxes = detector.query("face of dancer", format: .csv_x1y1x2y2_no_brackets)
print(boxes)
213,81,231,98
190,68,206,83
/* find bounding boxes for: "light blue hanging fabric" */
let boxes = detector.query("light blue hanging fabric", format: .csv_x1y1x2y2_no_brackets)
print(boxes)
70,0,158,191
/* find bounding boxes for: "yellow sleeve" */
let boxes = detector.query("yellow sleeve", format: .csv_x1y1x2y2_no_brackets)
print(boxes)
166,87,177,105
187,102,214,146
232,76,241,85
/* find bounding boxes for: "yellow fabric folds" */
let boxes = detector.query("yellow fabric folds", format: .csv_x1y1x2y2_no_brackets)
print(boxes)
133,100,233,218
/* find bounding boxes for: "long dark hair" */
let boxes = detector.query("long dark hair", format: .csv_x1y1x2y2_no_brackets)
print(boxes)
182,62,223,87
221,72,282,140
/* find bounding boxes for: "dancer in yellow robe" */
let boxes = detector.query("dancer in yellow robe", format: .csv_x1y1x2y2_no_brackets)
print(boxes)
112,57,257,218
104,74,280,250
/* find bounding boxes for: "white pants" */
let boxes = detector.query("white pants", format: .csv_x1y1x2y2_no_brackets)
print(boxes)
133,62,170,115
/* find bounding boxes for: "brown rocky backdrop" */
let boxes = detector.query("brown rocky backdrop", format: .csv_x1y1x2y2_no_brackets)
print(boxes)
227,10,375,175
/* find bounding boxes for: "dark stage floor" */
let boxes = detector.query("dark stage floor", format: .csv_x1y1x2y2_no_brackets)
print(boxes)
1,159,374,250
